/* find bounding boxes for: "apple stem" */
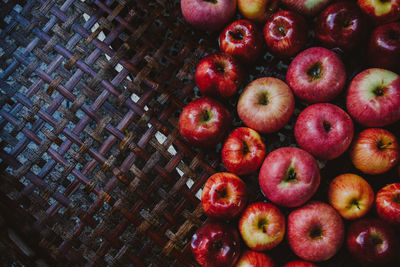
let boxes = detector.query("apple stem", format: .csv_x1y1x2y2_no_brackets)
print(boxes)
216,188,227,199
203,0,218,3
373,87,385,97
228,30,244,40
242,141,249,155
307,62,322,81
377,140,392,150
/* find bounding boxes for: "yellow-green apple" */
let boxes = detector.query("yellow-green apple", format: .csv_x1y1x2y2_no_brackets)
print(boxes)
286,47,346,103
284,260,317,267
294,103,354,160
288,201,344,262
238,0,278,24
201,172,247,219
281,0,333,17
237,77,295,134
316,1,368,51
236,250,275,267
347,218,400,266
195,53,243,98
222,127,266,176
259,147,320,207
357,0,400,25
263,10,308,58
219,20,263,64
328,173,374,220
346,68,400,127
191,221,241,267
181,0,237,31
376,183,400,225
239,202,285,251
178,97,231,148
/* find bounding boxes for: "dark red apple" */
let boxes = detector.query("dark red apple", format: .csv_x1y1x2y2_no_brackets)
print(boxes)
376,183,400,225
284,260,317,267
191,221,241,267
219,20,263,64
294,103,354,160
357,0,400,25
178,97,231,148
236,250,275,267
195,53,243,98
263,10,308,58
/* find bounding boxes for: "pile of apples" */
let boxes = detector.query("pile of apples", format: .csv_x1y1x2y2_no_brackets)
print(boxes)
178,0,400,266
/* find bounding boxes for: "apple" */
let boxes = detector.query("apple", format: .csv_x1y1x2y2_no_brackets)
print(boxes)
263,10,308,58
316,1,368,51
236,250,275,267
195,53,243,98
346,68,400,127
219,20,263,64
288,201,344,262
259,147,320,207
181,0,237,31
201,172,247,219
376,183,400,225
357,0,400,25
284,260,317,267
178,97,231,148
368,22,400,72
237,77,295,134
239,202,285,251
328,173,374,220
222,127,266,176
191,221,241,267
350,128,399,175
294,103,354,160
347,218,400,266
237,0,279,24
286,47,346,103
281,0,333,17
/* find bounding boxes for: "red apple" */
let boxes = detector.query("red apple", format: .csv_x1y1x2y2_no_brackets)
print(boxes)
284,260,317,267
219,20,263,64
357,0,400,25
281,0,333,17
286,47,346,103
368,22,400,72
195,53,243,98
237,77,295,134
178,97,231,148
222,127,266,176
259,147,320,207
201,172,247,219
181,0,237,31
238,0,279,24
316,1,368,51
376,183,400,225
236,250,275,267
239,202,285,251
288,201,345,262
191,221,241,267
263,10,308,58
294,103,354,160
347,218,400,266
328,173,374,220
350,128,399,175
346,68,400,127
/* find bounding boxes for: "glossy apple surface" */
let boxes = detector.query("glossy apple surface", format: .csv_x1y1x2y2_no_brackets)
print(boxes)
238,0,279,23
179,97,231,148
294,103,354,160
281,0,333,16
288,201,344,262
286,47,346,103
219,20,263,64
195,53,243,98
376,183,400,225
263,10,308,58
357,0,400,25
181,0,237,31
328,173,374,220
191,221,241,267
259,147,320,207
347,68,400,127
222,127,266,175
284,260,317,267
236,250,275,267
201,172,247,219
239,202,285,251
237,77,295,134
350,128,399,175
347,218,400,266
316,1,367,51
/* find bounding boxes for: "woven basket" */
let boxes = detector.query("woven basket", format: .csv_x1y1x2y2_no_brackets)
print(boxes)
1,0,399,266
